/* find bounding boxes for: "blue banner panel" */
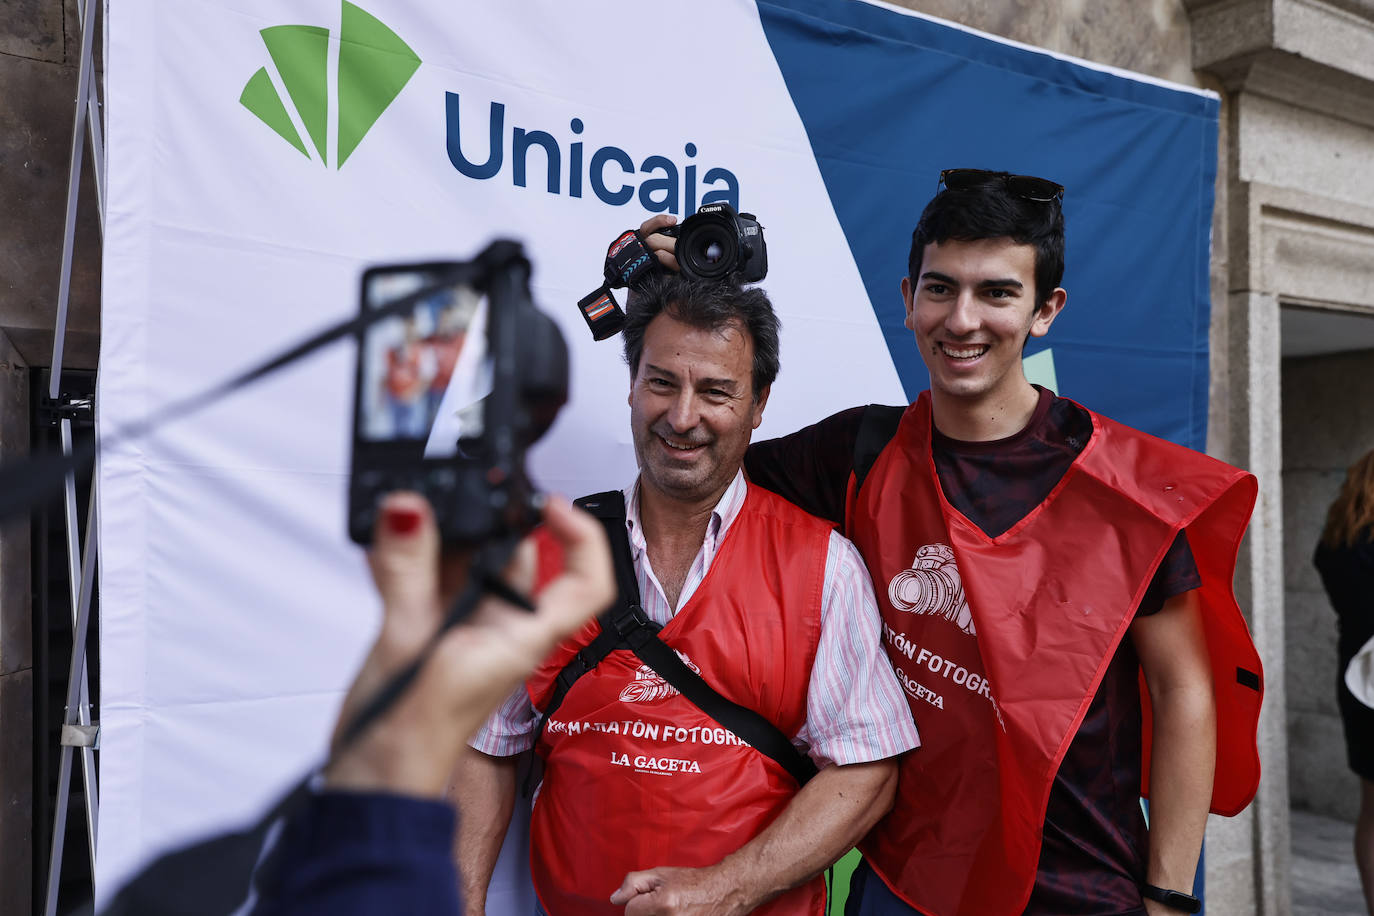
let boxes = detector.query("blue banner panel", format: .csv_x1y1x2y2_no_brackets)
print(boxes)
758,0,1217,450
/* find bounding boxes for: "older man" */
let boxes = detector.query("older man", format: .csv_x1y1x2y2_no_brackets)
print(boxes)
454,275,918,916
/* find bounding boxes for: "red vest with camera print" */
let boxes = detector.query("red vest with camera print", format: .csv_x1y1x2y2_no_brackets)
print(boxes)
525,483,831,916
849,392,1262,916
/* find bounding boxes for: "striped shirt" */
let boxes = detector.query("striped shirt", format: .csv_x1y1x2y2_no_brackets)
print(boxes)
471,470,920,767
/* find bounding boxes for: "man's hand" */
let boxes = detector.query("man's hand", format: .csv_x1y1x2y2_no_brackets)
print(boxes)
610,865,749,916
609,759,895,915
324,492,613,798
639,214,680,273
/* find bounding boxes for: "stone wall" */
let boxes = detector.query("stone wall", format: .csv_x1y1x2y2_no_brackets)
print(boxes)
1282,346,1374,821
0,0,102,369
1,2,103,911
1192,0,1374,912
885,0,1201,86
0,329,31,915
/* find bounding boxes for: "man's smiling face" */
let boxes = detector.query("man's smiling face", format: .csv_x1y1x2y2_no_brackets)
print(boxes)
629,312,767,506
903,237,1064,407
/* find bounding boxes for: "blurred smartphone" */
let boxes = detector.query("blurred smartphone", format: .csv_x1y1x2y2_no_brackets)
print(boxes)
347,262,492,545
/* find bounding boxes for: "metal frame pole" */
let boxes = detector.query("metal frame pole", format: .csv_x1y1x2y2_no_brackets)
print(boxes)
83,54,105,242
49,0,99,394
60,419,100,858
79,0,105,241
43,0,104,910
43,486,99,916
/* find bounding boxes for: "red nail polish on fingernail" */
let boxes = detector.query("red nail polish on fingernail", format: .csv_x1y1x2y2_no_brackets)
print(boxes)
385,507,423,535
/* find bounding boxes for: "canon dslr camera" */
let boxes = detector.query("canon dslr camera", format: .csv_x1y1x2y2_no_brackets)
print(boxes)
577,203,767,340
660,203,767,283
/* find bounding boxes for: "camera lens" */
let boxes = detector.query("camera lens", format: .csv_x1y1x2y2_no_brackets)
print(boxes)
678,222,738,281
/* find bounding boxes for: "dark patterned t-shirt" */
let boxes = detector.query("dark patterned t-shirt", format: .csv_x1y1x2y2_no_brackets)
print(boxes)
745,388,1200,916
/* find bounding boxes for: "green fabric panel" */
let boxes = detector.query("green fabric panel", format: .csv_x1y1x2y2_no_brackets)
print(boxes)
260,24,330,163
336,1,421,167
239,67,309,158
828,849,862,915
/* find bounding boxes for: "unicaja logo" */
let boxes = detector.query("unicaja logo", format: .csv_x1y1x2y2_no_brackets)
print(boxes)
240,1,420,168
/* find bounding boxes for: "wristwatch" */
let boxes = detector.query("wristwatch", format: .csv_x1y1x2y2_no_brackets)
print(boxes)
1141,883,1201,913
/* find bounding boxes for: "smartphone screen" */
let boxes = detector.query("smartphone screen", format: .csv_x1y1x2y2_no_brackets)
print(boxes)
358,267,491,459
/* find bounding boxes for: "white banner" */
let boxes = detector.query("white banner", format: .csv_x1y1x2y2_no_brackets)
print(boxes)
100,0,902,902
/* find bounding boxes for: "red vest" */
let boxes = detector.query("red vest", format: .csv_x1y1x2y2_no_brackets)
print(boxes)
525,483,832,916
850,393,1262,916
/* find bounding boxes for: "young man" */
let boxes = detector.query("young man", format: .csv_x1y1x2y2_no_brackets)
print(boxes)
454,276,919,916
641,170,1263,916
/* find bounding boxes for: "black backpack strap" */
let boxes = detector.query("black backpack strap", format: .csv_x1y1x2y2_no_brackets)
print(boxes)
852,404,905,494
533,489,818,787
576,490,643,611
529,492,656,748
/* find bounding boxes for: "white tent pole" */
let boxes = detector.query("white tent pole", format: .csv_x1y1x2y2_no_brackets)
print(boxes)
48,0,99,394
43,0,104,910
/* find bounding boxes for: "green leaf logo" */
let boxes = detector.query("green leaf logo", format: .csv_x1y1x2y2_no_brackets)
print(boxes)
240,2,420,168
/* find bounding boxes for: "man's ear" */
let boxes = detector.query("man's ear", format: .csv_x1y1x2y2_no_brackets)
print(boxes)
900,277,916,331
1029,288,1067,338
751,384,771,429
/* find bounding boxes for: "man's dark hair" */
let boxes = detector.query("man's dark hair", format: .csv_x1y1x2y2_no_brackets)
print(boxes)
621,274,780,400
908,182,1065,308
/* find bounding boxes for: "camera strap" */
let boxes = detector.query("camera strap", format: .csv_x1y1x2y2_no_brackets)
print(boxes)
577,286,626,341
577,229,663,341
604,229,659,288
529,490,817,788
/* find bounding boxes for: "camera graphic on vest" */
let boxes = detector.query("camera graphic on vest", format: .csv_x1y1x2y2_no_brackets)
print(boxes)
619,650,702,703
888,544,976,636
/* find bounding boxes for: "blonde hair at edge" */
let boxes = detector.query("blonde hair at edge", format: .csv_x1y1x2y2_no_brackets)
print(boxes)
1321,448,1374,549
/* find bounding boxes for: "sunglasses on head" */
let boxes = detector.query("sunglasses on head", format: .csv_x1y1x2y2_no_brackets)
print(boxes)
938,168,1064,203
